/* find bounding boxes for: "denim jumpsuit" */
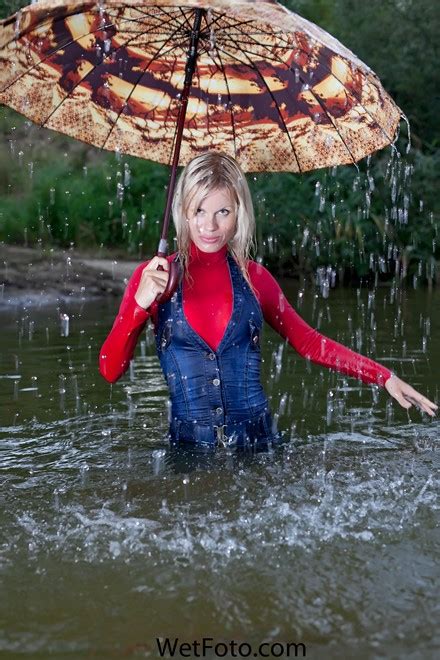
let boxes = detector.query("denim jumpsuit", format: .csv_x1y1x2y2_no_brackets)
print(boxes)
155,254,274,447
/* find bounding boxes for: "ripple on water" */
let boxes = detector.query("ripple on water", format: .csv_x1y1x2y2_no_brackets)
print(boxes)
1,421,438,572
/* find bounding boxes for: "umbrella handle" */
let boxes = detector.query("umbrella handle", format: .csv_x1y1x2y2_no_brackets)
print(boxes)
155,259,183,304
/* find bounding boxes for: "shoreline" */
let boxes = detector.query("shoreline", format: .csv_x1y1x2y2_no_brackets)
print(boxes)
1,243,438,307
0,243,141,306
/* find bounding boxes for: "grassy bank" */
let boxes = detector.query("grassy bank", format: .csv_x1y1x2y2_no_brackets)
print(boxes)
0,0,439,285
1,108,438,286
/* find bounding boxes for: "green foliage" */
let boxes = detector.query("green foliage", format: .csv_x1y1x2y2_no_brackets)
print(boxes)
0,107,170,252
0,0,21,17
0,0,439,282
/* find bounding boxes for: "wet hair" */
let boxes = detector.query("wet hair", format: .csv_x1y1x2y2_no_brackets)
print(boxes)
172,151,256,282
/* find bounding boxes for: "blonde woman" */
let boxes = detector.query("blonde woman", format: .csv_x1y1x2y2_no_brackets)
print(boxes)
99,152,437,446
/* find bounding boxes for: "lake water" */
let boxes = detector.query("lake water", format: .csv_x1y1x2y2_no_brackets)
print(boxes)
0,281,439,659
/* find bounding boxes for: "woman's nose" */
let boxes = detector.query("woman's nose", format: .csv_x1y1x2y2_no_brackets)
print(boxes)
204,213,218,230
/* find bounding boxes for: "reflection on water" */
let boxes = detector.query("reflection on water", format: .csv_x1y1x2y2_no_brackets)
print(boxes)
0,286,439,658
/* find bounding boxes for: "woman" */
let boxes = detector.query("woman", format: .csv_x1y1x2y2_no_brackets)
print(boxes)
99,152,437,447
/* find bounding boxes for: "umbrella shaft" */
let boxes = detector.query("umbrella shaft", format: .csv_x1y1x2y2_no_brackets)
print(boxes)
158,8,205,257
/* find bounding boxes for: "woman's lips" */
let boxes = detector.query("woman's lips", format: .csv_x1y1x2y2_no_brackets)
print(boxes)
199,235,220,243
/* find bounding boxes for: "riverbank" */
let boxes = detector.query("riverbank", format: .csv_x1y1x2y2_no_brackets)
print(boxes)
0,243,140,305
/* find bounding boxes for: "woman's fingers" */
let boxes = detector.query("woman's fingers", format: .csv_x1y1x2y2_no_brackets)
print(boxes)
149,274,168,291
385,376,437,417
144,270,169,285
135,258,170,309
394,393,412,410
403,392,437,416
144,256,169,272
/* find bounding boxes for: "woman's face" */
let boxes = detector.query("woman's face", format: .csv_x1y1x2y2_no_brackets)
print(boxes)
187,187,237,252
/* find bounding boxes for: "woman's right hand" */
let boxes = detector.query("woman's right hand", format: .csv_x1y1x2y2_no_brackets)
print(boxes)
134,256,169,310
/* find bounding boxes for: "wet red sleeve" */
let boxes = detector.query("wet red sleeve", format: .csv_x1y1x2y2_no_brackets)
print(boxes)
248,262,392,387
99,262,152,383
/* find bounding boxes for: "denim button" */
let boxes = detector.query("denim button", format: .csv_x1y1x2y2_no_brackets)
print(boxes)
215,407,223,415
213,378,220,386
207,352,215,360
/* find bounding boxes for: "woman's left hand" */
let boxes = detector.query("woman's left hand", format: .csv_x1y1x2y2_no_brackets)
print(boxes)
385,375,438,416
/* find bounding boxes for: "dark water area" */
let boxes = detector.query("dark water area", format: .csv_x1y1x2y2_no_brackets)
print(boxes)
0,281,439,659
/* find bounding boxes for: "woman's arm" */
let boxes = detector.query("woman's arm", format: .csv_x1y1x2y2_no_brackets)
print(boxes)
99,256,171,383
248,261,391,386
248,262,437,415
99,262,151,383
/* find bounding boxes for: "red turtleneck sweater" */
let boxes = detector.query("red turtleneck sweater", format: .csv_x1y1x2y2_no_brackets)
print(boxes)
99,242,392,387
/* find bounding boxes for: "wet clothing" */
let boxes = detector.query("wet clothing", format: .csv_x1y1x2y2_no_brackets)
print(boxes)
99,242,392,445
156,252,272,446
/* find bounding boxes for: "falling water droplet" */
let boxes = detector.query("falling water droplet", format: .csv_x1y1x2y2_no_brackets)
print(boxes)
60,313,69,337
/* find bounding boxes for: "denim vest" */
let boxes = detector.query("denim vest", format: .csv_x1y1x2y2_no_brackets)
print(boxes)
155,254,273,446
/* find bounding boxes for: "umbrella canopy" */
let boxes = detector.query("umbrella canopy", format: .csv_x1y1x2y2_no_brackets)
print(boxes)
0,0,402,174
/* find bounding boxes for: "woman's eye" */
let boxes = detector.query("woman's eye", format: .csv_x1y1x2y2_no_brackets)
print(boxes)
218,209,230,216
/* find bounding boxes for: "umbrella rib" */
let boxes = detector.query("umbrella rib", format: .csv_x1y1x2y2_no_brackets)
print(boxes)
215,43,303,173
217,28,396,143
0,19,114,94
133,4,189,34
104,7,173,30
223,33,396,144
207,14,256,34
1,5,164,53
100,28,189,151
178,6,196,33
220,37,358,166
207,47,238,159
2,5,105,46
39,25,185,135
1,11,179,96
217,21,293,47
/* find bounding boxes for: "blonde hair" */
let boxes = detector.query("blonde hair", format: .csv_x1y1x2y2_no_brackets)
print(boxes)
172,151,256,284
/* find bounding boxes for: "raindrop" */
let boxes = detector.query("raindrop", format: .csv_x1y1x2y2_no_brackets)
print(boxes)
124,163,131,187
324,135,334,148
60,313,69,337
116,181,124,204
278,393,288,416
153,449,166,476
14,9,22,39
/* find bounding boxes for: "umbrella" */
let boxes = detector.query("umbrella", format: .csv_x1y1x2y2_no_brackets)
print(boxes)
0,0,402,298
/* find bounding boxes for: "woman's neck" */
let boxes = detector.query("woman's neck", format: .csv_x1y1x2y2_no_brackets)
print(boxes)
188,240,228,266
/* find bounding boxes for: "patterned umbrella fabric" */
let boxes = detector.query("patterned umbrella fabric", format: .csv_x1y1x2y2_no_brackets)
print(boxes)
0,0,402,172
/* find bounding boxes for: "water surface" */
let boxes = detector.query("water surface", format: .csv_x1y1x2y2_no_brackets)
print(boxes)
1,282,439,659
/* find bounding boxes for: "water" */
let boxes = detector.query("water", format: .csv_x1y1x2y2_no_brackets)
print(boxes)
0,284,439,659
